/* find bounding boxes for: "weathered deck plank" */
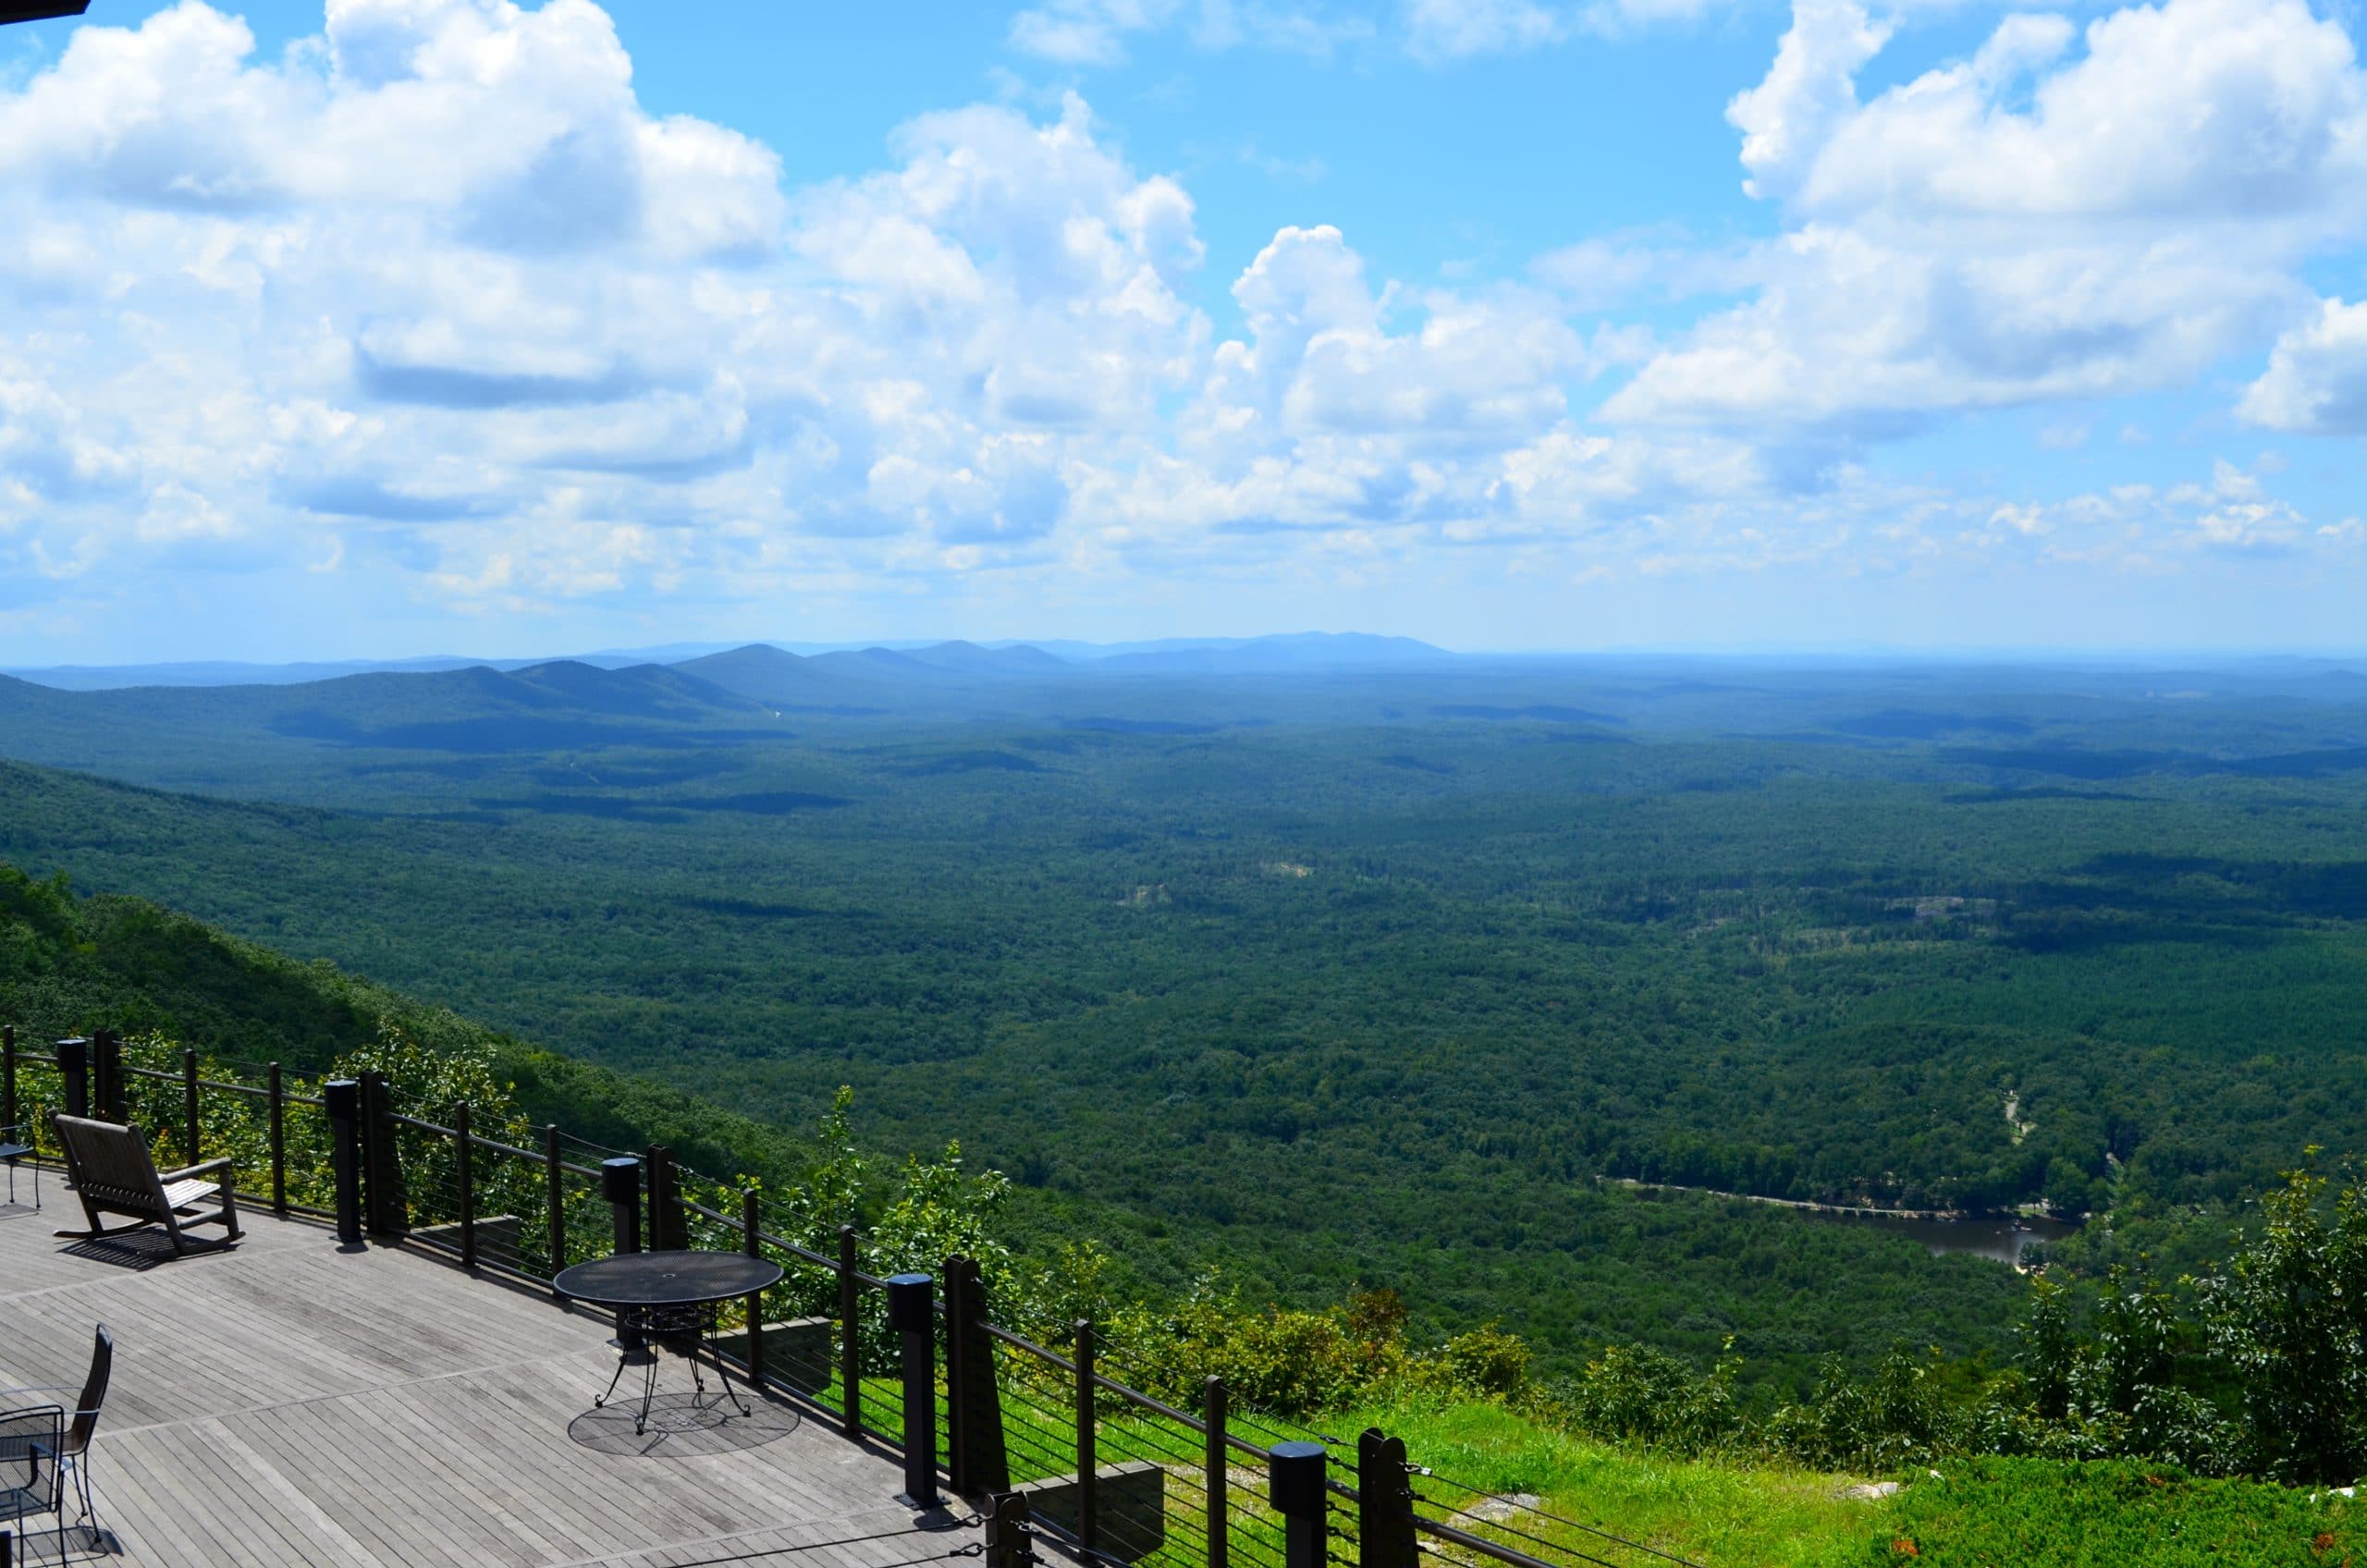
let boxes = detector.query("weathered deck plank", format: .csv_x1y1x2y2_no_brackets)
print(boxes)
0,1200,968,1567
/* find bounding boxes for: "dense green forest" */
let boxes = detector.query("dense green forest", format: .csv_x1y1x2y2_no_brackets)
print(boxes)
6,650,2367,1390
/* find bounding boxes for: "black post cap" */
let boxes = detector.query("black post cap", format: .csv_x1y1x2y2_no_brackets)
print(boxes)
324,1078,361,1120
888,1271,934,1332
601,1156,642,1206
1269,1440,1328,1517
54,1036,87,1065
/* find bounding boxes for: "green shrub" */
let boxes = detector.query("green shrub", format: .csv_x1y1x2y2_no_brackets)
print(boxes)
1868,1457,2355,1567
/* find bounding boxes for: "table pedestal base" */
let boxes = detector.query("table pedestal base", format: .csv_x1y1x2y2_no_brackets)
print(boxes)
592,1306,754,1436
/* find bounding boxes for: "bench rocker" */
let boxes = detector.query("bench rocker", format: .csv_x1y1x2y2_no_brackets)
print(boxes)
50,1115,240,1256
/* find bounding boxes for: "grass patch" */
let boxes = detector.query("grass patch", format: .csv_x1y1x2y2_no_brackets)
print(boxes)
1328,1397,1874,1568
1869,1457,2358,1567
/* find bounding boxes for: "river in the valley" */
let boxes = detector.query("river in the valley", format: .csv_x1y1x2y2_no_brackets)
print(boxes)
1795,1207,2082,1266
1610,1180,2083,1265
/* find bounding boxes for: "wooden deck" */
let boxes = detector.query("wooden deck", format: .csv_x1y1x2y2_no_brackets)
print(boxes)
0,1196,973,1568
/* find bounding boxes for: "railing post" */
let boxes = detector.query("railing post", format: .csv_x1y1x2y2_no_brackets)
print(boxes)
544,1124,565,1282
985,1491,1034,1568
3,1026,16,1151
359,1071,406,1237
603,1157,643,1254
1357,1428,1417,1568
325,1078,362,1246
742,1186,767,1384
54,1036,87,1121
1206,1377,1230,1568
603,1156,645,1354
889,1271,939,1508
92,1028,123,1122
944,1256,969,1494
1075,1318,1098,1551
644,1145,660,1247
839,1225,863,1439
454,1101,476,1268
1269,1441,1328,1568
181,1047,201,1165
267,1062,287,1216
943,1255,1009,1499
647,1145,685,1250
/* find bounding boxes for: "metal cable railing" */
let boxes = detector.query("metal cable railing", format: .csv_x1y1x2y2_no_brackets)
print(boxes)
3,1025,1656,1568
1404,1469,1704,1568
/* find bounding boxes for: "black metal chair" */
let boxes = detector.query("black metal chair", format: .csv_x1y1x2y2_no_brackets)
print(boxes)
0,1403,65,1545
0,1325,113,1544
0,1120,35,1211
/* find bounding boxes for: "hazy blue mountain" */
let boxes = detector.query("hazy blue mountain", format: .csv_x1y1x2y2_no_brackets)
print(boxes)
1,655,529,690
672,644,898,711
894,640,1071,675
5,631,1441,691
0,658,782,775
1075,631,1453,671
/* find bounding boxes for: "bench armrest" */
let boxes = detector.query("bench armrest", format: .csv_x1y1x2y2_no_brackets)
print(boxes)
158,1156,236,1183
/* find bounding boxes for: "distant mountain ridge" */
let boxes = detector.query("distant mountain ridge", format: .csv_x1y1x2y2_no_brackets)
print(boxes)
0,655,786,765
4,632,1452,692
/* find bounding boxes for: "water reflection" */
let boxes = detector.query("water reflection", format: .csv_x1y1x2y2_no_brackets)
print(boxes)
1802,1207,2082,1266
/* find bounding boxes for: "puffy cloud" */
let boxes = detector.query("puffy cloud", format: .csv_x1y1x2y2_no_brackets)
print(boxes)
1199,226,1588,447
2239,296,2367,434
3,0,2356,643
1611,0,2367,439
0,5,1245,608
1944,457,2342,565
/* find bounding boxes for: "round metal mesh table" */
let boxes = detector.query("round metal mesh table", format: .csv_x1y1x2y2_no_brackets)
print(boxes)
555,1250,785,1436
556,1250,782,1309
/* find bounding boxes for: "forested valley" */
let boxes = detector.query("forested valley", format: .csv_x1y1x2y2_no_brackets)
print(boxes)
6,645,2367,1392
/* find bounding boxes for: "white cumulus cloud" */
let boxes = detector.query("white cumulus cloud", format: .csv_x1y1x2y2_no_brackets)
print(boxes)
1610,0,2367,441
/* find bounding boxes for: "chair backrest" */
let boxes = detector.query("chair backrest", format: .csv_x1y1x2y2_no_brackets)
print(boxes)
64,1324,111,1458
51,1117,166,1214
0,1404,64,1522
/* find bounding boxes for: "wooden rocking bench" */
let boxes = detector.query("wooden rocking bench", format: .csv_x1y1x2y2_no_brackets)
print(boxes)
50,1115,241,1257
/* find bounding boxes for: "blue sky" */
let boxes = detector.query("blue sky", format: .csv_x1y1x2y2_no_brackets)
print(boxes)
2,0,2364,662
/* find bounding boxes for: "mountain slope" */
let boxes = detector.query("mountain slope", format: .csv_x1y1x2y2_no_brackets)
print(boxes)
0,658,788,784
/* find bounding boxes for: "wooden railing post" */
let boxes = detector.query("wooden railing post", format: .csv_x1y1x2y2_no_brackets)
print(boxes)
644,1145,661,1248
944,1256,969,1494
325,1078,363,1246
181,1047,201,1164
93,1029,123,1123
1075,1318,1098,1552
454,1101,476,1268
1206,1377,1230,1568
1357,1428,1417,1568
888,1271,939,1508
1270,1441,1328,1568
742,1186,767,1383
544,1124,564,1283
267,1062,287,1216
942,1255,1010,1499
2,1026,15,1151
644,1145,686,1251
54,1037,87,1121
360,1071,406,1237
838,1224,862,1438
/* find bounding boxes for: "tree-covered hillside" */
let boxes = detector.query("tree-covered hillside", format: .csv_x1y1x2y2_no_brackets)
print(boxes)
7,657,2367,1388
